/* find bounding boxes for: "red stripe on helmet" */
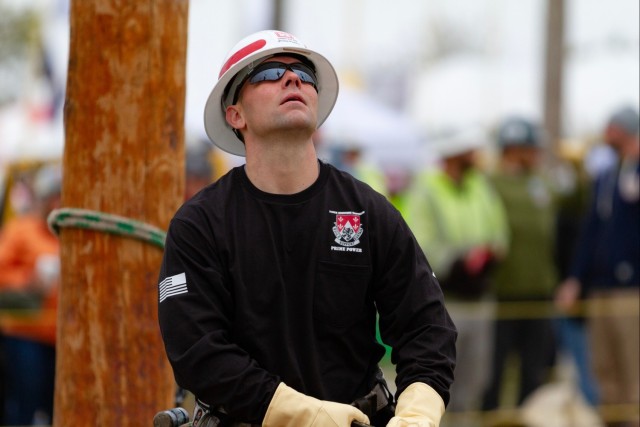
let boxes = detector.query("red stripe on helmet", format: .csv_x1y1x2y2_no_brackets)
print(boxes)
218,39,267,78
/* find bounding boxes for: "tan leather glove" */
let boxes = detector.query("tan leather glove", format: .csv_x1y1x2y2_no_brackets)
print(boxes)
263,382,370,427
386,382,445,427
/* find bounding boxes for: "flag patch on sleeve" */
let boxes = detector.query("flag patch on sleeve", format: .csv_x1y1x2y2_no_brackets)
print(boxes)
159,272,187,302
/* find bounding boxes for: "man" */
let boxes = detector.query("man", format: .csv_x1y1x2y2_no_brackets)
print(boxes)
405,127,508,425
481,117,558,411
157,30,456,427
556,106,639,427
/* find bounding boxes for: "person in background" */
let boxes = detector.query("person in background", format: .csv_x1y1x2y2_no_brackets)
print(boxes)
384,165,414,217
552,143,600,407
334,141,389,198
157,30,456,427
405,127,508,426
185,140,215,201
555,106,639,427
482,117,558,412
0,163,62,425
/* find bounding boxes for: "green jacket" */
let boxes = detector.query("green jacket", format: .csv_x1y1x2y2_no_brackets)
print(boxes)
490,172,558,300
406,168,509,283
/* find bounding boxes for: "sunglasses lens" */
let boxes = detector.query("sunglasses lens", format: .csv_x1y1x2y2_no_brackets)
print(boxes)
249,68,284,83
248,62,317,87
291,66,317,85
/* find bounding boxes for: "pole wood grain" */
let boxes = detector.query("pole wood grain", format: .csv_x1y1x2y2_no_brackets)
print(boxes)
55,1,188,425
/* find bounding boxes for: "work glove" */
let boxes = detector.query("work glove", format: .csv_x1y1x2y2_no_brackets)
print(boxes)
386,382,445,427
263,382,370,427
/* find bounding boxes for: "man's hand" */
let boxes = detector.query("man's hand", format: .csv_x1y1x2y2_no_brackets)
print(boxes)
463,246,495,276
386,383,444,427
263,383,370,427
554,277,582,314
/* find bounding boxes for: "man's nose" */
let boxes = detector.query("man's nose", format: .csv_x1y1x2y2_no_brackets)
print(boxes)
282,70,302,88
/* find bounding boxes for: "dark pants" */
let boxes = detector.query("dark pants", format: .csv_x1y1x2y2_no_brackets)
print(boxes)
482,316,556,410
2,336,56,425
555,317,599,405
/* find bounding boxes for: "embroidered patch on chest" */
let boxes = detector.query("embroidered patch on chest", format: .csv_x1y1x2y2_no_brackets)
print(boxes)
329,210,364,249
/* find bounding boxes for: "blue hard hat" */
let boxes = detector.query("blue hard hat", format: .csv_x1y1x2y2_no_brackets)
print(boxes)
497,117,541,148
607,106,639,136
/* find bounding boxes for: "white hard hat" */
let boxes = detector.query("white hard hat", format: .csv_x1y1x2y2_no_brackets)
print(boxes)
204,30,339,156
431,127,487,159
33,163,62,200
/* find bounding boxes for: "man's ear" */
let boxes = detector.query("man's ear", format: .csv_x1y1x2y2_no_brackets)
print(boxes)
225,105,245,131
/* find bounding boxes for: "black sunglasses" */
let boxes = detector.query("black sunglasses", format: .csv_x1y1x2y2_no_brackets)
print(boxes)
232,61,318,104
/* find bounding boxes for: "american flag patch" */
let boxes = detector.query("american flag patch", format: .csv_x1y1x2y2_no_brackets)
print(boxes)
159,273,188,303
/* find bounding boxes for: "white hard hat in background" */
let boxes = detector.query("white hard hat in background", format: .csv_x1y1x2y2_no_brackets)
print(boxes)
33,163,62,200
430,127,488,159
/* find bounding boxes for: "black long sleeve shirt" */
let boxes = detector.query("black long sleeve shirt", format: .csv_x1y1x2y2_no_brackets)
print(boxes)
158,161,456,424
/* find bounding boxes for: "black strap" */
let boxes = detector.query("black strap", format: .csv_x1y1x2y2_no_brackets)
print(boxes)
351,380,395,419
352,390,378,419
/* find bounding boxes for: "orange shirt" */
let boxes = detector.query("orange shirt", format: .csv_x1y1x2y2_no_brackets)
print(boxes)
0,214,59,345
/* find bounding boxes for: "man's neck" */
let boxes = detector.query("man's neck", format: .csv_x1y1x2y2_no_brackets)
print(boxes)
443,161,464,185
244,138,319,194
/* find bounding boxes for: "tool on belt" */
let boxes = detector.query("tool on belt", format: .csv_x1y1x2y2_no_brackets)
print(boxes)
154,367,394,427
351,369,396,419
154,408,374,427
153,407,190,427
153,379,393,427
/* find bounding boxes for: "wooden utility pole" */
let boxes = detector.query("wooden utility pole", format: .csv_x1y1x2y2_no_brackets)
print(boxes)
543,0,565,156
272,0,284,30
55,1,188,425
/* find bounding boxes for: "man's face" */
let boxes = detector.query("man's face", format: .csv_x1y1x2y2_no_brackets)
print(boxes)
604,124,626,152
503,145,541,172
226,56,319,142
445,151,476,172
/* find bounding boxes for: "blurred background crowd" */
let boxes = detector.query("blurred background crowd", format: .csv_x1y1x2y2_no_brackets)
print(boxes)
0,0,638,426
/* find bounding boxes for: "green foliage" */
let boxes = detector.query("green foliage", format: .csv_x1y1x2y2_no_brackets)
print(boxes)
0,5,41,59
0,5,42,104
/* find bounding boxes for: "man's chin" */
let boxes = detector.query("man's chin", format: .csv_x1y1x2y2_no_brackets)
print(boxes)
278,117,317,136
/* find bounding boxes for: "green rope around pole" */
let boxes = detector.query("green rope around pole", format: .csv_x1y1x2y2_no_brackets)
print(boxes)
47,207,166,249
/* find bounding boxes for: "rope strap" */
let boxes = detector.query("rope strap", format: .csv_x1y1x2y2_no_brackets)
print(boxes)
47,207,166,249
